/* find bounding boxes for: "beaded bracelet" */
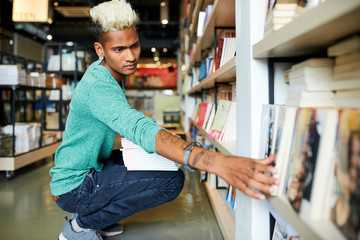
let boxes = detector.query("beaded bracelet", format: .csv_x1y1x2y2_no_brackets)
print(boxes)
183,142,202,172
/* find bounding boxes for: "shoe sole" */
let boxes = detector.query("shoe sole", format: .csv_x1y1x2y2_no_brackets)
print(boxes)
98,229,124,237
58,232,66,240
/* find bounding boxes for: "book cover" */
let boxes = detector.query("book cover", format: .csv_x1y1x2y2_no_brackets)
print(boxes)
289,66,333,79
258,104,275,159
219,101,236,142
286,108,327,213
205,104,216,133
328,109,360,240
271,106,297,196
209,100,231,140
196,102,209,127
300,109,339,220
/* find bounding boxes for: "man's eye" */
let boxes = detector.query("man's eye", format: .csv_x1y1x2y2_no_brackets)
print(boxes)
131,43,140,49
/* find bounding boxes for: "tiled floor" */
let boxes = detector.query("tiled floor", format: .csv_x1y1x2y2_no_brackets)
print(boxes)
0,158,223,240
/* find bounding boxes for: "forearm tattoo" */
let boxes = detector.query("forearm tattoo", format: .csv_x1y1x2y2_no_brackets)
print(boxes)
158,130,188,149
192,151,214,167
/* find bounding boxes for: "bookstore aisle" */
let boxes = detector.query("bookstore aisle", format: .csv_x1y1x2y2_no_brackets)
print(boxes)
0,158,223,240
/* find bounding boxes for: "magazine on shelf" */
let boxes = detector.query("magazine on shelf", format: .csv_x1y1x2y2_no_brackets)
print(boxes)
324,108,360,240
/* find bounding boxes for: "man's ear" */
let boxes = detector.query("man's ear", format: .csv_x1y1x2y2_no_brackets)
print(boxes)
94,42,104,58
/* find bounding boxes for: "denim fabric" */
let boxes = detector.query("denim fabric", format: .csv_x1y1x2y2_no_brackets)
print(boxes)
56,157,185,230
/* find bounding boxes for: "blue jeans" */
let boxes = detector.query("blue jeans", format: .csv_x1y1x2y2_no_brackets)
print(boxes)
56,154,185,230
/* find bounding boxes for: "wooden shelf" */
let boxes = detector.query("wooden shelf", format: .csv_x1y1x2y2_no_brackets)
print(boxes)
185,57,236,95
0,141,61,171
186,0,236,74
253,0,360,58
203,181,235,240
193,121,236,156
267,195,346,240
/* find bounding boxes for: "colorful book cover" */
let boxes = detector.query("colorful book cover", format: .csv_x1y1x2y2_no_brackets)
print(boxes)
209,100,231,140
196,102,208,127
286,108,325,213
329,108,360,240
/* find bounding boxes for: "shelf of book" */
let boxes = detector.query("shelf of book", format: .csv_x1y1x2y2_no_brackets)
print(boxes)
0,141,61,171
267,195,346,240
185,57,236,95
193,122,236,156
203,181,235,240
253,0,360,58
186,0,236,74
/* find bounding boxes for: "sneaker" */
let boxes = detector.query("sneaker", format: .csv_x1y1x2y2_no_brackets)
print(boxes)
70,213,124,237
98,224,124,237
58,216,103,240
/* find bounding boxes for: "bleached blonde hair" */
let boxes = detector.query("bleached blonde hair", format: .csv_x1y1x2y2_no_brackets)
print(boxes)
90,0,139,42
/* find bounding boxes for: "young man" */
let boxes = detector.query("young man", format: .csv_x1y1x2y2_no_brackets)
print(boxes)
50,0,279,239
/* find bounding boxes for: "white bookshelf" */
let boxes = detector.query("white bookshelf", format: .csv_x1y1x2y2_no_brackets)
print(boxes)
253,0,360,58
235,0,359,239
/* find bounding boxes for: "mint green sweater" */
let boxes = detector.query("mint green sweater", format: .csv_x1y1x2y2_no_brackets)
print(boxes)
49,59,163,196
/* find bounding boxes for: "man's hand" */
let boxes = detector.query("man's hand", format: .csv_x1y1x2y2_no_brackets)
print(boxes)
213,155,279,200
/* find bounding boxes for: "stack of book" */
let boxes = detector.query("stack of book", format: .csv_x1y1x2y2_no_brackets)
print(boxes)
264,1,304,37
285,58,335,107
328,34,360,108
120,138,179,171
0,65,26,85
2,122,41,154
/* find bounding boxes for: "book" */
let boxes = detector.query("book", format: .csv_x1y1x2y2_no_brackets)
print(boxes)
219,101,236,142
289,66,333,79
291,58,334,71
205,104,216,133
120,138,179,171
196,11,206,37
334,60,360,74
328,34,360,57
271,106,297,196
299,109,339,220
333,69,360,80
326,109,360,240
335,50,360,65
209,100,231,140
286,108,330,213
332,78,360,91
335,90,360,108
196,102,209,127
285,98,335,108
258,104,275,159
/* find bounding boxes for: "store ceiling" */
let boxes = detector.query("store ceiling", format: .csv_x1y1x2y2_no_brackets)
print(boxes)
1,0,181,59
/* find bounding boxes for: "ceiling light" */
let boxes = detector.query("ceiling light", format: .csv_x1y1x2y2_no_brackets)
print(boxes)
154,56,159,61
151,47,156,52
47,34,52,40
160,0,168,25
163,48,168,53
54,2,59,7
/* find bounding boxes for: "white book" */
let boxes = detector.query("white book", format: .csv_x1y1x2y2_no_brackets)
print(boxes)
331,78,360,90
271,106,297,196
120,138,179,171
205,105,216,133
300,109,339,220
286,98,335,107
196,11,206,37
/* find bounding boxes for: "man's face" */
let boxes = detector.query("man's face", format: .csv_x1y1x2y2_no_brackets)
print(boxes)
95,28,141,81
